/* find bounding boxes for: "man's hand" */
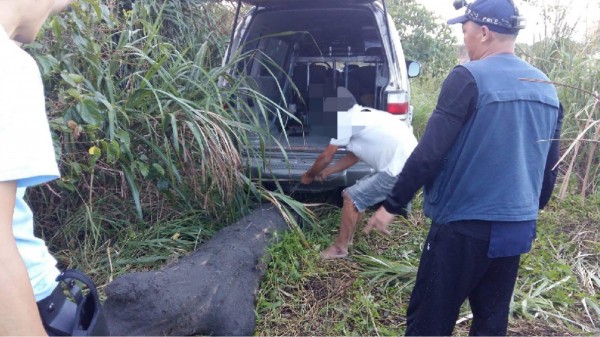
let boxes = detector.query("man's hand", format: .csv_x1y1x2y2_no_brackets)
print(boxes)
301,172,314,185
315,167,334,182
0,181,47,336
301,145,339,185
364,206,396,235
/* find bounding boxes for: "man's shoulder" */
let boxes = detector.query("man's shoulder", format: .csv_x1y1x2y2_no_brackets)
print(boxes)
0,41,41,101
0,38,38,72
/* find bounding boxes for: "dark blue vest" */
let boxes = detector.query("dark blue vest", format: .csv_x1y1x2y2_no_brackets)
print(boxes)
423,54,560,224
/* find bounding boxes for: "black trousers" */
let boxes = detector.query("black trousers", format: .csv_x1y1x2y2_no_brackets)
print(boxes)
405,224,521,336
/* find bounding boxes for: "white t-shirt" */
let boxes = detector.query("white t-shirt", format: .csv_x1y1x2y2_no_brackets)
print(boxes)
330,104,417,176
0,27,60,301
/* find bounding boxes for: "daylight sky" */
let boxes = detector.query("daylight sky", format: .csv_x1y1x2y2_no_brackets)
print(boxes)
415,0,600,44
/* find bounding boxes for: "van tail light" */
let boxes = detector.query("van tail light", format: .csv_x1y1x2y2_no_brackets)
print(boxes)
386,91,409,115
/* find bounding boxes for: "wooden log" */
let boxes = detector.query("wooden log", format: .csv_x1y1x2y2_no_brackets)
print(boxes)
102,203,289,336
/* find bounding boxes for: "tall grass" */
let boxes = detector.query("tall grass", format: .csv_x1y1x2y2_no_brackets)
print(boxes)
518,0,600,198
525,47,600,199
25,0,309,274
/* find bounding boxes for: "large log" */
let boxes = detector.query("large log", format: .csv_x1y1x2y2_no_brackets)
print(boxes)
102,203,289,336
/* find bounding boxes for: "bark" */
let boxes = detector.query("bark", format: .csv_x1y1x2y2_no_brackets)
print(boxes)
102,203,289,336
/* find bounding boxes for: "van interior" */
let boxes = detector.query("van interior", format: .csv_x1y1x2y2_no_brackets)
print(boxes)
236,6,389,142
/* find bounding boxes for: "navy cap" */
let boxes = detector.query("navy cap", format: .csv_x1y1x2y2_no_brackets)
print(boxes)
447,0,525,34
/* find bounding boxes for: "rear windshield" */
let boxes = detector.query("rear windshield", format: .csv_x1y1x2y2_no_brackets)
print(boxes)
240,7,382,60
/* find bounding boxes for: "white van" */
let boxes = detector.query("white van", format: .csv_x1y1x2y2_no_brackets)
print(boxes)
221,0,420,193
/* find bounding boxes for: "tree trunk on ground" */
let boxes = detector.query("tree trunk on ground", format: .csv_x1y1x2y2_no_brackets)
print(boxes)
102,203,289,336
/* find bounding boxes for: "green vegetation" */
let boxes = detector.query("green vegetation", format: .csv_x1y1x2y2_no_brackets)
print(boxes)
27,0,304,283
254,196,600,335
388,0,458,77
520,0,600,200
23,0,599,334
254,1,600,334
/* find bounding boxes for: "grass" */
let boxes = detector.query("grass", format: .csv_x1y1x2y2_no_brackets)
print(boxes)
409,76,440,139
21,1,598,334
254,195,600,336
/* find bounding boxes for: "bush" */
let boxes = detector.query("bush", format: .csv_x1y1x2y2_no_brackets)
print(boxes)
26,0,283,257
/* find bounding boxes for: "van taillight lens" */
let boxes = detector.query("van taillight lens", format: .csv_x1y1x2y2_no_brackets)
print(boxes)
387,92,409,115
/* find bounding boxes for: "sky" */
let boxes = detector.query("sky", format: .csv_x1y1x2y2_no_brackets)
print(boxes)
415,0,600,44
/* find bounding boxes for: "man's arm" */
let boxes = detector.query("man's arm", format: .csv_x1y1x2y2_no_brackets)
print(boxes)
0,181,47,336
539,103,564,209
383,66,478,214
365,66,478,234
301,144,339,184
317,152,360,181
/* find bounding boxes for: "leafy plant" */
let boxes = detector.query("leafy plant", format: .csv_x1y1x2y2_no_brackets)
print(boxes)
356,254,417,290
28,0,295,227
26,0,314,277
387,0,458,77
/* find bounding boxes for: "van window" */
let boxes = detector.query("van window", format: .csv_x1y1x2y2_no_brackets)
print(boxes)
251,37,290,80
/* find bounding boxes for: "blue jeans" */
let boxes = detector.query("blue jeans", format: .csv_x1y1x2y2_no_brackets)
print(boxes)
344,171,398,212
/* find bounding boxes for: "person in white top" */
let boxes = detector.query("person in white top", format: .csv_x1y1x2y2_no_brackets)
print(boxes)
301,88,417,259
0,0,74,335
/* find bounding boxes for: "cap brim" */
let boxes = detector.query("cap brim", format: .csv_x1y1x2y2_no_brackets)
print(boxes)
447,14,468,25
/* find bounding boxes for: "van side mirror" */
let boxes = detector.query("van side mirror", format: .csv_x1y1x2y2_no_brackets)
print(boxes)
406,60,421,78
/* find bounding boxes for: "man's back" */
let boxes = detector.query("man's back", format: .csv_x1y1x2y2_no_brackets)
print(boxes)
423,54,560,224
332,105,417,175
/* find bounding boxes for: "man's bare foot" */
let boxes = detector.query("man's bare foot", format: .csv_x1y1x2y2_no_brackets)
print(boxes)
320,244,348,259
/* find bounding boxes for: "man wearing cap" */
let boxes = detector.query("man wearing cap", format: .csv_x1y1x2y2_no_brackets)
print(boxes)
364,0,563,335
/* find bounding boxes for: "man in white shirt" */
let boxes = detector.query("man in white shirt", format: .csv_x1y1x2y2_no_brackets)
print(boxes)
301,88,417,259
0,1,76,335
